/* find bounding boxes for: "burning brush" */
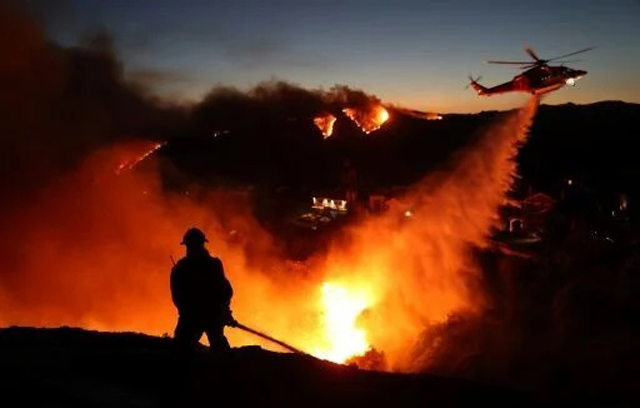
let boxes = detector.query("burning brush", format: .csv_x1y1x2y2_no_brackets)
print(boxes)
314,113,337,139
342,105,390,134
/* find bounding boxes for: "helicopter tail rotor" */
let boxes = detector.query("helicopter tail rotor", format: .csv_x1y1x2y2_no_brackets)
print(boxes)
465,74,483,89
466,75,487,95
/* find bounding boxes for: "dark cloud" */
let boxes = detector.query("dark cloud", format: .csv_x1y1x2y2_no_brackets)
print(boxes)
190,80,382,134
125,68,192,90
0,6,180,197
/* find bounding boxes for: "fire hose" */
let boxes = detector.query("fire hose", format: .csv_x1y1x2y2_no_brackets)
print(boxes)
231,321,308,356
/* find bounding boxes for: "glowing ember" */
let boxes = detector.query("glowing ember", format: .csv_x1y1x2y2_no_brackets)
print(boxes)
313,113,337,139
343,105,389,134
116,142,165,174
313,282,373,363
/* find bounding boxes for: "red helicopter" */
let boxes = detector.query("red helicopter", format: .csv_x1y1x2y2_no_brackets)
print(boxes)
469,47,594,96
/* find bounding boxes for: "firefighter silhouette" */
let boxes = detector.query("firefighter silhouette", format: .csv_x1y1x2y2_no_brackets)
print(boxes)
170,228,236,352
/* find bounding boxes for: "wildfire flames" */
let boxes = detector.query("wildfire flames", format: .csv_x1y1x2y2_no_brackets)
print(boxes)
5,8,638,398
0,84,539,371
313,113,337,139
343,105,390,134
313,282,374,363
313,105,389,139
0,4,550,374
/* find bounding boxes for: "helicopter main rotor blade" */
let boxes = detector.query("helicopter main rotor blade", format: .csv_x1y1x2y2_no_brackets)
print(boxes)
554,59,583,64
525,47,542,62
487,60,532,65
548,46,596,62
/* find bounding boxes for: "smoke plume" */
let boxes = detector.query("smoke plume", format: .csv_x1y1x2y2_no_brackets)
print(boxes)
191,81,386,136
0,7,179,197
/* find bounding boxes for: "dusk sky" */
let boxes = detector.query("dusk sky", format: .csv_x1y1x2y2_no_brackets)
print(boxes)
36,0,640,112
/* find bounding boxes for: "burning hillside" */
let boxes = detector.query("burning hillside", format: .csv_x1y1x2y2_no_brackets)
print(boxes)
0,7,538,369
4,6,640,404
343,104,390,134
313,113,337,138
0,91,539,374
315,105,389,139
193,81,393,140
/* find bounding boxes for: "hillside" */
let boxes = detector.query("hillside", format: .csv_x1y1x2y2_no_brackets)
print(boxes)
0,326,532,407
162,101,640,195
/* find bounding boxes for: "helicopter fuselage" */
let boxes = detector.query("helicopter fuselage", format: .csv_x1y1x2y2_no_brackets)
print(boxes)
471,64,587,96
515,65,587,94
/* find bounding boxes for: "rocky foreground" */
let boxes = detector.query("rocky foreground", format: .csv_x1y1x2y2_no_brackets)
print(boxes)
0,327,534,407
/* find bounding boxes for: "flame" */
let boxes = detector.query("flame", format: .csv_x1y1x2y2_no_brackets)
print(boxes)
313,282,373,363
309,97,540,367
343,105,389,134
0,98,540,372
116,141,165,174
313,114,337,139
